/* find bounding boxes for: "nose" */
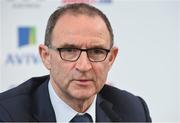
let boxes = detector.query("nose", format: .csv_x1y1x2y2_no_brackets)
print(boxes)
75,51,92,72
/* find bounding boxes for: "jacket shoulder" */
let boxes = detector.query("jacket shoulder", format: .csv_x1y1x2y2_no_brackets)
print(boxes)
0,75,49,100
0,75,49,121
100,84,139,102
99,84,151,122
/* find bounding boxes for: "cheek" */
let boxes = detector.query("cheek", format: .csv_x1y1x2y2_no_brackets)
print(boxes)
93,62,110,88
50,56,74,84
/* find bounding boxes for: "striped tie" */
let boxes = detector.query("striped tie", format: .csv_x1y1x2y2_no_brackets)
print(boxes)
70,113,93,122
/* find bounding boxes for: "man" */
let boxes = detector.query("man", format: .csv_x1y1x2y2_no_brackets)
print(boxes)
0,3,151,122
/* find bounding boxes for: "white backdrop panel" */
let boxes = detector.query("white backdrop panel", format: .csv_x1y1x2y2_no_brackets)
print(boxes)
0,0,179,122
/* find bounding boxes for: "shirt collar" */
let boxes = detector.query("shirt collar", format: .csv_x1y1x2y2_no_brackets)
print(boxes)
48,81,96,122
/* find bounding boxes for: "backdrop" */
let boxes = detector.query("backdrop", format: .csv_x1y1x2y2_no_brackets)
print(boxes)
0,0,179,122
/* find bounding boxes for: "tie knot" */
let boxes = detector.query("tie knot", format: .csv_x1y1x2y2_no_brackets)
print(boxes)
70,113,93,122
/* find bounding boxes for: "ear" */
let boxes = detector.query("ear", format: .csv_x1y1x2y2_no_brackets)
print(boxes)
39,44,51,70
107,47,118,68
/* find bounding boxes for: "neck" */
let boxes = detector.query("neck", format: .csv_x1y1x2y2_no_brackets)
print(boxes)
69,96,95,112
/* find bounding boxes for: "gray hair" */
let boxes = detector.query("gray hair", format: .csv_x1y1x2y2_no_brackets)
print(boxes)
45,3,114,48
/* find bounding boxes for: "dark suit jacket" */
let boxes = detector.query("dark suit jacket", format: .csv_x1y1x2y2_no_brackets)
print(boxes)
0,75,151,122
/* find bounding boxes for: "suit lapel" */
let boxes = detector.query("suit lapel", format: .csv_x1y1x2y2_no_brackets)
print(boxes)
31,78,56,122
96,94,123,122
29,77,123,122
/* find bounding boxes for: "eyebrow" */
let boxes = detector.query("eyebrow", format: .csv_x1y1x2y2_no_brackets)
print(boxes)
60,44,79,48
59,43,109,49
88,45,107,49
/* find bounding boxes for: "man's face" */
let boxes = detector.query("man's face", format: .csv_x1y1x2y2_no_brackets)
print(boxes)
40,14,118,101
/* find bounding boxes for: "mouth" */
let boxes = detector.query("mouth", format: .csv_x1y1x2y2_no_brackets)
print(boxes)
72,79,93,86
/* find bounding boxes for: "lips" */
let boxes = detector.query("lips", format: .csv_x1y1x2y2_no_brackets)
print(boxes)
77,80,89,82
72,79,93,86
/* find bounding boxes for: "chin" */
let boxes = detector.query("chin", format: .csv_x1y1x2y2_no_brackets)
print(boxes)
71,90,96,100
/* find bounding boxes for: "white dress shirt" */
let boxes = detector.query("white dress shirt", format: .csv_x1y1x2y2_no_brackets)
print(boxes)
48,81,96,122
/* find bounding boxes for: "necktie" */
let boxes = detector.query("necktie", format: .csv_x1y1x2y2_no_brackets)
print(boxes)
70,113,93,122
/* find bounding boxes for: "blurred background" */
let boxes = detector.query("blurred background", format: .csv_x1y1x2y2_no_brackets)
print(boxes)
0,0,179,122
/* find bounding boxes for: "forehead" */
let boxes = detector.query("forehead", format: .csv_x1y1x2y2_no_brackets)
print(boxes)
51,14,111,48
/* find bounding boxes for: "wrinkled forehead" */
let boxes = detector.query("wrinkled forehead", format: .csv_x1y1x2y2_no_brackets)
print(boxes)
53,10,111,38
51,14,111,49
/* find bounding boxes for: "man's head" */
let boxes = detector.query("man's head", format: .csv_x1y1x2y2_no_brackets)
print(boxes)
44,3,114,48
39,3,118,109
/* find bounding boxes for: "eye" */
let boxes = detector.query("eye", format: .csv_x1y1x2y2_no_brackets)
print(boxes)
91,49,105,54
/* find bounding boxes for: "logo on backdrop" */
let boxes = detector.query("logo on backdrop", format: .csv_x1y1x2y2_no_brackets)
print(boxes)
4,26,41,65
18,27,36,47
62,0,112,4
